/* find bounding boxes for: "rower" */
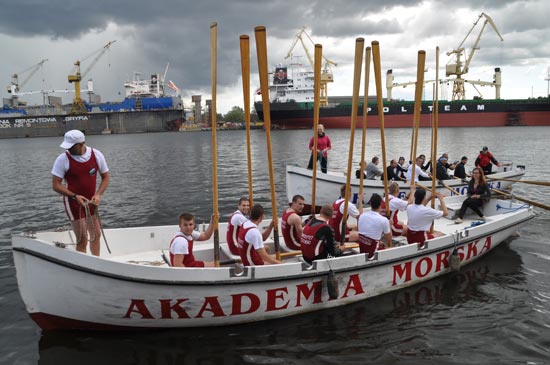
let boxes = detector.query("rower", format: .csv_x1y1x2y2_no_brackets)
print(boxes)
237,204,279,266
357,194,392,258
328,185,362,242
406,189,448,246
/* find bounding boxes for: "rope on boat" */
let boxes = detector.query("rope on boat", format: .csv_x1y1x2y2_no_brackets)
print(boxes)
450,232,461,272
325,254,339,299
496,203,530,213
66,200,112,254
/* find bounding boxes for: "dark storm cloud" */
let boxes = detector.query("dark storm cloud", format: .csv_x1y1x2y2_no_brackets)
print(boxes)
1,0,548,105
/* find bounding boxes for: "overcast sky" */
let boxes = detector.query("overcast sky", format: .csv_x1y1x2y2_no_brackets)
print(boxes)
1,0,548,114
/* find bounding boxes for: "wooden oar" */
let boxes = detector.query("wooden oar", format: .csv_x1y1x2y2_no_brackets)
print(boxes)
341,38,364,244
430,47,440,209
311,44,322,213
210,23,220,267
437,179,460,195
358,47,371,207
487,177,550,187
255,26,281,261
409,50,426,186
240,35,254,205
492,188,550,210
371,43,390,219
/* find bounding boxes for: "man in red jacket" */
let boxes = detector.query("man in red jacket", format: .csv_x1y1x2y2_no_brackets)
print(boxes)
475,146,500,175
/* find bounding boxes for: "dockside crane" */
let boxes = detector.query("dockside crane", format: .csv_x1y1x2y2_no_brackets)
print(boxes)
68,40,116,114
285,27,337,106
446,13,503,100
6,59,48,106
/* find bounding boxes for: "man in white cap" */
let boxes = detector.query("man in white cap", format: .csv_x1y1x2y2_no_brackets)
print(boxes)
51,130,110,256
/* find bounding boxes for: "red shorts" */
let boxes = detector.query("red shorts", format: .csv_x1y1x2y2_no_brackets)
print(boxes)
391,222,404,237
64,198,96,221
358,234,379,258
185,260,205,268
406,230,434,245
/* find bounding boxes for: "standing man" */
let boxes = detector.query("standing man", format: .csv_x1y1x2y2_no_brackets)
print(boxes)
301,205,345,264
238,204,279,266
281,194,305,250
307,124,331,173
454,156,469,179
357,194,392,258
52,130,110,256
475,146,500,175
226,197,250,255
169,213,215,267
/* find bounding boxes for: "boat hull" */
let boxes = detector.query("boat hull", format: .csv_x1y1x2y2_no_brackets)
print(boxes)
286,164,524,211
0,109,183,139
256,99,550,129
12,200,533,330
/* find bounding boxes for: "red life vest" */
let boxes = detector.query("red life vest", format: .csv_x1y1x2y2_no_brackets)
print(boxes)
237,225,264,266
64,149,99,217
226,211,243,255
281,210,301,250
477,152,493,168
169,233,204,267
300,219,327,262
328,200,345,241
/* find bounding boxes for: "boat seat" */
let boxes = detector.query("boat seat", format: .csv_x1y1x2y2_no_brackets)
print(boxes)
278,240,297,253
392,236,408,246
445,202,464,220
219,243,241,261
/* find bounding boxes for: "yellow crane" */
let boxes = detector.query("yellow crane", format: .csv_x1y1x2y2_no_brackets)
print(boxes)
446,13,503,100
68,40,116,114
285,27,337,106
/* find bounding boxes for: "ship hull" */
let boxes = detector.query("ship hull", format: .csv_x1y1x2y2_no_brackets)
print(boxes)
0,109,183,139
255,99,550,129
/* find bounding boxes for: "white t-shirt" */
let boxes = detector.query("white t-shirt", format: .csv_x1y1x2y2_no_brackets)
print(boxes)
335,198,360,218
230,210,248,227
389,195,408,211
405,165,430,182
357,210,390,240
51,147,109,179
242,220,264,250
170,231,201,255
407,204,443,231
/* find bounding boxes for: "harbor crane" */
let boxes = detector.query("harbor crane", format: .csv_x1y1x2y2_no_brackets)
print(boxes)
68,40,116,114
6,59,48,106
285,27,337,106
446,13,503,100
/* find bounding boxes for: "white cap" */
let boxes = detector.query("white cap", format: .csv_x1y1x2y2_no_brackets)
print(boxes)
60,130,85,149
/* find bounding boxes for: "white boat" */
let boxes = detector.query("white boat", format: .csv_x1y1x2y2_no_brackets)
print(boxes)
286,163,525,210
12,195,533,330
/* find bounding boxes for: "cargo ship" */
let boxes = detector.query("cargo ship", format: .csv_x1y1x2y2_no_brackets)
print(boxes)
1,73,185,139
254,64,550,129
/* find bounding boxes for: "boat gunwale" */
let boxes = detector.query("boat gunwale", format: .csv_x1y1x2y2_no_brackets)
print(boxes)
11,212,533,286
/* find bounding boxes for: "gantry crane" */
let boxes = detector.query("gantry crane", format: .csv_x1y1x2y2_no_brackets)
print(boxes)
285,27,337,106
446,13,503,100
68,40,116,114
6,59,48,106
